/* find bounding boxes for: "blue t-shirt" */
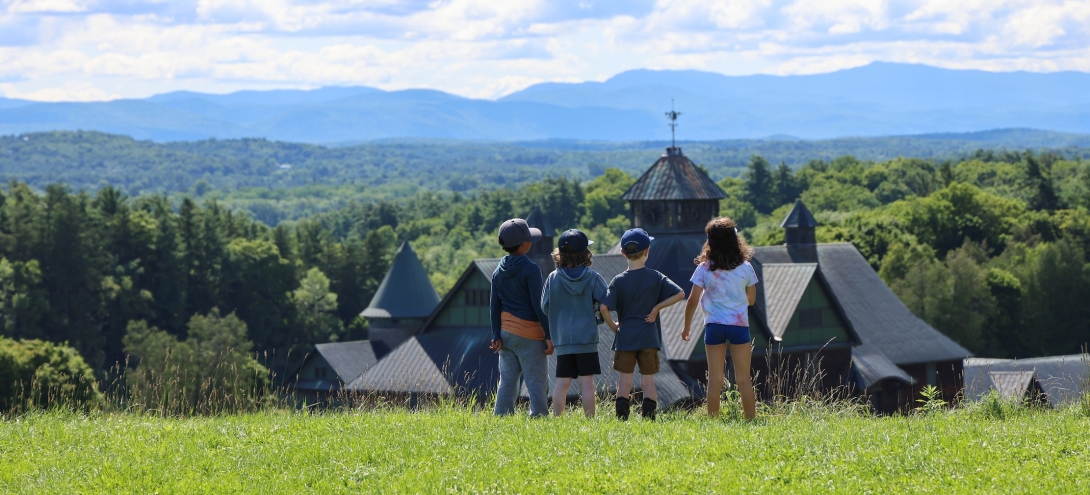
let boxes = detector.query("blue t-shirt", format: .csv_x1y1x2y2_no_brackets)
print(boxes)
601,267,683,351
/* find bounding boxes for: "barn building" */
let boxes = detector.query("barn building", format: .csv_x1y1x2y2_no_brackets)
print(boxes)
291,241,438,398
963,355,1088,407
338,145,972,413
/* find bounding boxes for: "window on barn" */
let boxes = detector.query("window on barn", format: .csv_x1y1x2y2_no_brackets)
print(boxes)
315,366,328,379
466,288,490,306
798,308,823,329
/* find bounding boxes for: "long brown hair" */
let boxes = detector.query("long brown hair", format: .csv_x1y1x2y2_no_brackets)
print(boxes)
551,248,593,268
694,217,753,271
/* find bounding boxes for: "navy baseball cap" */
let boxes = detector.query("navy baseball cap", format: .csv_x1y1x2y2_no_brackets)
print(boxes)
620,228,654,255
557,229,594,253
497,218,542,248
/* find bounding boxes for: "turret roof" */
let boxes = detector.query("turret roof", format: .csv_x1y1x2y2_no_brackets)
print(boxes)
361,241,440,319
622,147,727,201
780,199,819,228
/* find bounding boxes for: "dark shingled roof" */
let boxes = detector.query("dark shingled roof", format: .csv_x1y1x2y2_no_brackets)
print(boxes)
780,200,819,228
525,206,556,237
315,340,378,383
850,350,914,387
293,340,379,392
346,326,498,396
622,148,727,202
752,244,970,367
361,241,440,319
964,355,1089,407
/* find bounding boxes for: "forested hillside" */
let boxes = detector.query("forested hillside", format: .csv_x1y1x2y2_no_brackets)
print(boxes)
1,146,1088,380
3,130,1090,226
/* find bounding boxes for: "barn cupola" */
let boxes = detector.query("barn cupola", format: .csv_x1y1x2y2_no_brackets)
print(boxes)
621,146,727,233
781,199,818,246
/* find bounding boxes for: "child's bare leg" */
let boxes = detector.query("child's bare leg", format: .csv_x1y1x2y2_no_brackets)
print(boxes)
639,374,656,402
729,342,756,419
576,375,595,418
705,343,727,417
617,373,634,399
553,378,572,417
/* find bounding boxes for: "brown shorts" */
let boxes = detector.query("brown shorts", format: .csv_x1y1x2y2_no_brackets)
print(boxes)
613,349,659,374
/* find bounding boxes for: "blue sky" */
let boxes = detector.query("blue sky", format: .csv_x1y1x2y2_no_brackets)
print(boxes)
1,0,1088,101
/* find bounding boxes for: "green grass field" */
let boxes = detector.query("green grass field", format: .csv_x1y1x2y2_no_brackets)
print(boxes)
2,404,1088,494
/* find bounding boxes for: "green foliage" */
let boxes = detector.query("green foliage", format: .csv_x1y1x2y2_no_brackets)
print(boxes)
0,337,102,413
292,268,343,344
122,310,271,416
915,385,948,414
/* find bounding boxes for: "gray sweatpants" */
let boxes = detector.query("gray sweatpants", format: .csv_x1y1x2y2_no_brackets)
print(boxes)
493,330,549,417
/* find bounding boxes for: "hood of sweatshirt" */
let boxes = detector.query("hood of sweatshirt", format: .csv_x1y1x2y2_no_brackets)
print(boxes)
497,255,530,279
556,266,593,296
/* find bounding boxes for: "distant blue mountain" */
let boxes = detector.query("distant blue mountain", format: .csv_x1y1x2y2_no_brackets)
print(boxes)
2,62,1089,142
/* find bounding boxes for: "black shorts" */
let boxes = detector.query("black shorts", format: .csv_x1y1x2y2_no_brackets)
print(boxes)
555,352,601,378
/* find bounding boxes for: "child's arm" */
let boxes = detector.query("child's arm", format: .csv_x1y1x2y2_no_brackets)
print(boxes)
540,274,551,316
489,280,502,351
682,285,704,341
644,291,685,323
600,303,618,332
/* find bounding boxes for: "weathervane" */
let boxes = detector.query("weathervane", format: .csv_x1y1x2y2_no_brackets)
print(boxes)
665,99,681,148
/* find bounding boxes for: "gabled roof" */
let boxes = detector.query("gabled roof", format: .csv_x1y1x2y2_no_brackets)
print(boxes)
345,327,499,396
314,340,378,383
525,206,556,237
780,200,819,228
622,148,727,201
752,243,970,366
964,354,1088,407
989,371,1035,400
361,241,440,319
761,263,818,340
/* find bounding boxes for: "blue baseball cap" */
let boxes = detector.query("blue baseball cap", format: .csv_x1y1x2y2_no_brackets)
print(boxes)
557,229,593,253
497,218,542,248
620,228,654,255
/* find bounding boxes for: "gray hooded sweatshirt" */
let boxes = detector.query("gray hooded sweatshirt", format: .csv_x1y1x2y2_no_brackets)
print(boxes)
541,266,608,355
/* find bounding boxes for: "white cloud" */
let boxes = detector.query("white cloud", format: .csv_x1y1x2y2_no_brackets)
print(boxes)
0,81,118,101
0,0,1087,101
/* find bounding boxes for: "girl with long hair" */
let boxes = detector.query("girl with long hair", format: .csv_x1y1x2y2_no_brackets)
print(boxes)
682,217,758,419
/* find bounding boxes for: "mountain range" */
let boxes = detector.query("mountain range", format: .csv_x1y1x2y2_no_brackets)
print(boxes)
2,63,1089,142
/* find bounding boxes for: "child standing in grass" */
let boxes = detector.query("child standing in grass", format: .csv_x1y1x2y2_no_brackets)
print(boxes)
541,229,608,418
599,228,685,421
682,217,758,419
490,218,553,417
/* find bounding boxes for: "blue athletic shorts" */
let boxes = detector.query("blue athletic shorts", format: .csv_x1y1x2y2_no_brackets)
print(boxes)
704,324,751,346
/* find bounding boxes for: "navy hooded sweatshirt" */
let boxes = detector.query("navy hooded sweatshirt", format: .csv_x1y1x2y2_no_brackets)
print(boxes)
490,255,550,341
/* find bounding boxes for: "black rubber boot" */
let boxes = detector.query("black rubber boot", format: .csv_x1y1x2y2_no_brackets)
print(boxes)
641,398,657,421
615,397,631,421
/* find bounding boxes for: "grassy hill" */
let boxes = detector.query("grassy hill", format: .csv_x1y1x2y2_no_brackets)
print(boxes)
2,404,1088,493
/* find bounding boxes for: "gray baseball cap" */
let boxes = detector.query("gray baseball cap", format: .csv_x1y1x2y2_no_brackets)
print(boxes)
497,218,542,248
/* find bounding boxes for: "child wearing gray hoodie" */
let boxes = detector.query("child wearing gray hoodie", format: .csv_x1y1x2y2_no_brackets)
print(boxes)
541,229,608,418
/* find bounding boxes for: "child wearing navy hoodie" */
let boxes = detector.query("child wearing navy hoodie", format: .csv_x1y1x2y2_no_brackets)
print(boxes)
490,218,553,417
541,229,608,418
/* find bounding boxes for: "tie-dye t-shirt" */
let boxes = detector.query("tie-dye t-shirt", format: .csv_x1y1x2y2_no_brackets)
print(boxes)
689,261,759,327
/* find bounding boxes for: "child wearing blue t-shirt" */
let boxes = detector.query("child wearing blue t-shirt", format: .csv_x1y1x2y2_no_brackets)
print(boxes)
682,217,759,419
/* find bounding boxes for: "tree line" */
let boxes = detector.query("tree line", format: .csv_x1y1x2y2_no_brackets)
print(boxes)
1,149,1089,388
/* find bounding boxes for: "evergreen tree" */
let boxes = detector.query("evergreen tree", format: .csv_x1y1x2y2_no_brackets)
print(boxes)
744,155,776,214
